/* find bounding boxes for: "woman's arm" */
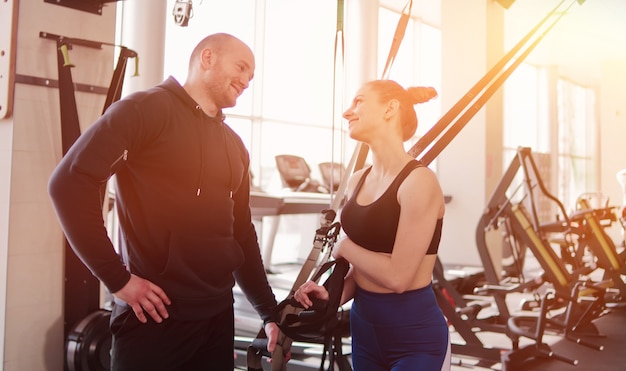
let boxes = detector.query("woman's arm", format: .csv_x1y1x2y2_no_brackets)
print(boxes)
333,167,444,293
340,266,356,305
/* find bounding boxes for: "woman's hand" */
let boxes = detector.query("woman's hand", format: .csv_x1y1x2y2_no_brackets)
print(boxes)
293,280,329,309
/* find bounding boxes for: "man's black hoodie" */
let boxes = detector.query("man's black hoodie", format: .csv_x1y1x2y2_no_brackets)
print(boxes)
48,76,278,322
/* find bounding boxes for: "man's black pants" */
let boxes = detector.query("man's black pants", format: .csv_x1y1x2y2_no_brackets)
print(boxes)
110,303,235,371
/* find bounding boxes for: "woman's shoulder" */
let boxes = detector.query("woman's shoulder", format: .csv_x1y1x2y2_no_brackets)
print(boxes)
406,161,438,181
399,164,444,210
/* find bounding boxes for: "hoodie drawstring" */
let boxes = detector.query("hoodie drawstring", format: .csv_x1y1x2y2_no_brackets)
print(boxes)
196,105,205,196
195,106,235,198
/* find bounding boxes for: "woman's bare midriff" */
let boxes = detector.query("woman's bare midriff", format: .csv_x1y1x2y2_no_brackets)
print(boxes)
353,253,438,293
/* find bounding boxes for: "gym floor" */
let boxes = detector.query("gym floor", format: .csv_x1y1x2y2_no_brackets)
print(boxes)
448,305,626,370
234,259,626,371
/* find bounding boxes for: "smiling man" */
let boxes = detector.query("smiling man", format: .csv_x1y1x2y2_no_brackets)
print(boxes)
48,33,281,371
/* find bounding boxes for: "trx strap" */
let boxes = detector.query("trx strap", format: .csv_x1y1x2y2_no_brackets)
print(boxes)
247,2,413,370
408,2,585,299
55,37,100,345
103,46,139,113
422,0,583,352
55,38,103,358
329,0,345,196
48,33,138,370
248,1,585,369
380,0,412,81
354,0,413,173
56,41,82,155
408,0,582,166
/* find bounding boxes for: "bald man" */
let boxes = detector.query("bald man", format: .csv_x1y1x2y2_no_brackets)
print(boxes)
49,33,280,370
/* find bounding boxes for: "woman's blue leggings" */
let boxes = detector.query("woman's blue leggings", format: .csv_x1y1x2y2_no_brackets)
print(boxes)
350,283,449,371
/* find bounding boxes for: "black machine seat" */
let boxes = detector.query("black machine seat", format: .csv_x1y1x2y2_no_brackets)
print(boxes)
318,162,346,192
275,154,328,193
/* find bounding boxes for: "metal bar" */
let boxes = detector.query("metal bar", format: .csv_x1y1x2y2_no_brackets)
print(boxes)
40,31,104,49
14,74,109,95
43,0,105,16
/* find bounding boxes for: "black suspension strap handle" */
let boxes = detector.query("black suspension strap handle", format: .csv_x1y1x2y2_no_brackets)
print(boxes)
103,46,139,113
247,210,344,371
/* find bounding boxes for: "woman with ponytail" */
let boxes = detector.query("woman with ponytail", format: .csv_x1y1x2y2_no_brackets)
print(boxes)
295,80,450,370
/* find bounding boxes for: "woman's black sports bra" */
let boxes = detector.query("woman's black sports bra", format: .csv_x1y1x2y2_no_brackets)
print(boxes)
340,160,443,255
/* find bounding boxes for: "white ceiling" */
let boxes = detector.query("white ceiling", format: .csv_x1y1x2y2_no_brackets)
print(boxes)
380,0,626,86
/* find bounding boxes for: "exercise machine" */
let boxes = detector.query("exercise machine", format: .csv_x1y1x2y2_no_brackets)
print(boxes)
476,147,612,367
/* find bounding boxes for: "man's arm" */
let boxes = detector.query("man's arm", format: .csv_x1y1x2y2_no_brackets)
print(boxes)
48,101,171,323
231,171,279,324
48,120,131,293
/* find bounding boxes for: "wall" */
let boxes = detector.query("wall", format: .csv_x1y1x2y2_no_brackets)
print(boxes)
1,0,18,366
3,1,116,369
0,95,13,371
599,60,626,243
437,0,497,266
118,0,167,95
